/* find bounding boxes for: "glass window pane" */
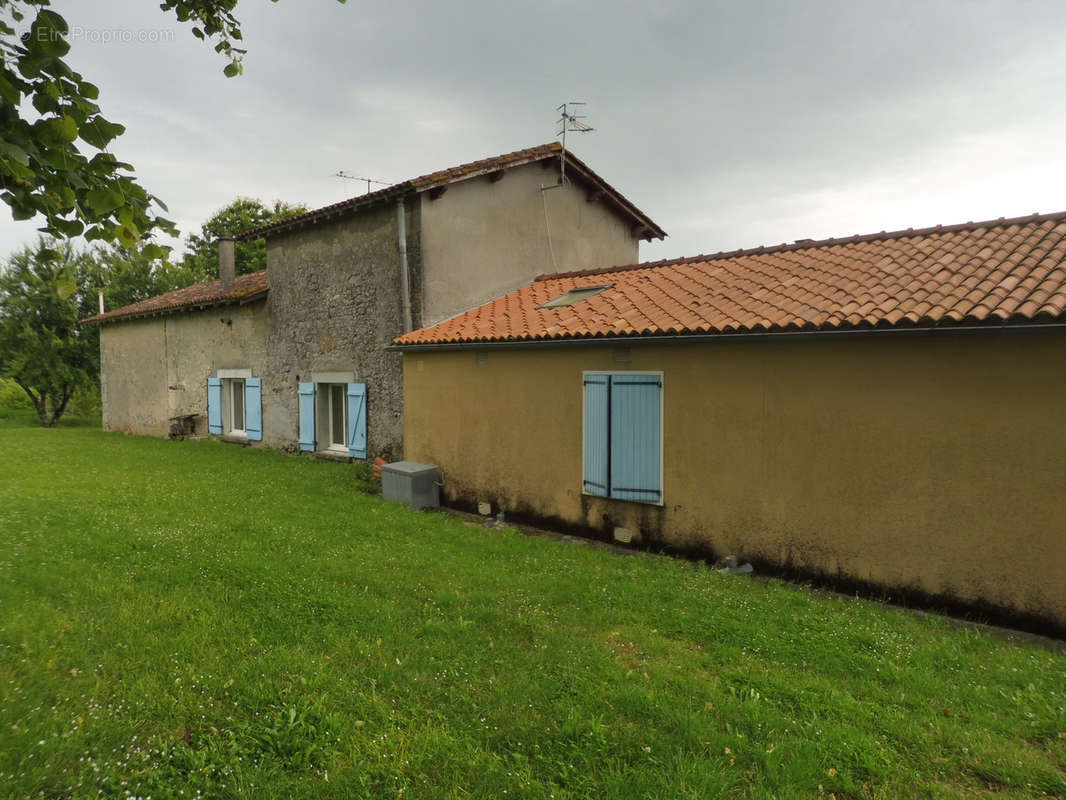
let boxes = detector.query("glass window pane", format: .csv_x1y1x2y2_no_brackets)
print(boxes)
331,384,346,446
232,380,245,431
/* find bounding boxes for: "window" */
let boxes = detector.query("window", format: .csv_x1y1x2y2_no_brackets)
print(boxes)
582,372,662,503
328,383,348,452
229,378,246,435
538,285,612,308
207,374,262,441
297,380,367,458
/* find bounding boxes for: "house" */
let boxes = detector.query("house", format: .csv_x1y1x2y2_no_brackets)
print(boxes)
79,143,665,459
391,212,1066,631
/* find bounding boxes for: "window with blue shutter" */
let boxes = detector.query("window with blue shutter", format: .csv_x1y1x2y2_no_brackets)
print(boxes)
582,375,609,496
245,378,263,441
207,377,223,434
347,382,367,459
298,382,316,452
582,372,662,503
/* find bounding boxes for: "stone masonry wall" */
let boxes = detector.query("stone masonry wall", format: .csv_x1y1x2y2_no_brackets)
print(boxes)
262,200,418,460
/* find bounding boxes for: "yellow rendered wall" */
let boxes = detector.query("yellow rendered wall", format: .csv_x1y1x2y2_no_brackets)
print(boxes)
403,333,1066,625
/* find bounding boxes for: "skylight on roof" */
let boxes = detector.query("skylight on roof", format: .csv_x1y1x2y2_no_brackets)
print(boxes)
538,285,612,308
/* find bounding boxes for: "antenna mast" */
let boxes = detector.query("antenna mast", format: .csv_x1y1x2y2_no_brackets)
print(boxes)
556,102,593,183
334,171,392,194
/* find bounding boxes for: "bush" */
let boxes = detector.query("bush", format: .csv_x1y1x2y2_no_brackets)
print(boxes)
68,382,101,418
0,378,31,410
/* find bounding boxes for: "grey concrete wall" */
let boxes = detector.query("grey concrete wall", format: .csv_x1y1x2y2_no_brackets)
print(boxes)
262,201,411,460
99,302,269,437
418,162,640,326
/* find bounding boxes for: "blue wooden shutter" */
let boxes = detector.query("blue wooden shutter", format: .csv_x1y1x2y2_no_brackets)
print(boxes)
609,374,662,502
207,377,222,434
582,374,609,497
245,378,263,441
298,382,315,452
347,382,367,459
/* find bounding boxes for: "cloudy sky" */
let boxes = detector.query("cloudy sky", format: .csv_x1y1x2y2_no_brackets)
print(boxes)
5,0,1066,265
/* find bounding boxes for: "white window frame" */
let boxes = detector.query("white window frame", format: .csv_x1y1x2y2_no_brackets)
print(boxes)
326,383,349,453
228,378,246,436
581,370,665,505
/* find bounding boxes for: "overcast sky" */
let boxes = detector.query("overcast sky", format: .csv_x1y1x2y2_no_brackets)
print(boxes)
5,0,1066,266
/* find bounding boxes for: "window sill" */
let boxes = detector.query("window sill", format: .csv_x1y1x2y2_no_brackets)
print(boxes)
220,433,250,446
581,490,664,507
314,450,352,463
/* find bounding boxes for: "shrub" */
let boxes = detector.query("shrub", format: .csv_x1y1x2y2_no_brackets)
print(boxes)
0,378,31,409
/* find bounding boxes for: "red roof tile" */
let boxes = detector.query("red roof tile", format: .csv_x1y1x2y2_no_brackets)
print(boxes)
238,143,665,241
394,212,1066,346
80,271,267,327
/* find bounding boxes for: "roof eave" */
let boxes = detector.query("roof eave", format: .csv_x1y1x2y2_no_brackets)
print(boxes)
388,319,1066,351
78,287,269,328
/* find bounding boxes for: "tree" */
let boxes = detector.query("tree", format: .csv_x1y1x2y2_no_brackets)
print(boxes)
0,237,98,426
0,1,341,248
92,243,190,311
181,197,307,281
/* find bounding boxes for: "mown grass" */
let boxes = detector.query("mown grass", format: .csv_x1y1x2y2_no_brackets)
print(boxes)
0,414,1064,799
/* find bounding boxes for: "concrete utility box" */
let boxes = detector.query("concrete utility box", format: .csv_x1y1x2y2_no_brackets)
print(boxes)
381,461,440,509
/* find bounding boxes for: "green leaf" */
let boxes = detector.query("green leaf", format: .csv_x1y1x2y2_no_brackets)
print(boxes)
78,81,100,100
85,188,125,215
28,10,71,58
53,217,84,238
79,117,124,149
0,140,31,167
223,61,241,78
0,70,21,105
46,114,78,143
116,222,140,248
11,203,37,221
32,90,58,114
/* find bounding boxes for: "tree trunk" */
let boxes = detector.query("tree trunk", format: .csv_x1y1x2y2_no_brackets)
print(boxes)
14,379,51,427
48,387,73,427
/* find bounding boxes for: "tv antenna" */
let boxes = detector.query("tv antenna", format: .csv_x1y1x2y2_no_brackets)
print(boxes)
335,171,392,194
556,102,593,183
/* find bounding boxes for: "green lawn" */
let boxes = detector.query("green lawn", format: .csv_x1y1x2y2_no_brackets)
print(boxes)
1,412,1064,799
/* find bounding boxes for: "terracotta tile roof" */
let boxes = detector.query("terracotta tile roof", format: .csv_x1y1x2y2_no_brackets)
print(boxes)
394,212,1066,346
239,143,665,241
79,270,268,327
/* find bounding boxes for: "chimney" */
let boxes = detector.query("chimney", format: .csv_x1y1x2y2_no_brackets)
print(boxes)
219,234,235,292
97,291,105,315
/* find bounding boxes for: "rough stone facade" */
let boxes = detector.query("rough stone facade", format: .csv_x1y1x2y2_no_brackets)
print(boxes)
261,201,417,460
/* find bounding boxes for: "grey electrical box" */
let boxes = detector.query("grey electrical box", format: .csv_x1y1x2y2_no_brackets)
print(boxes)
381,461,440,509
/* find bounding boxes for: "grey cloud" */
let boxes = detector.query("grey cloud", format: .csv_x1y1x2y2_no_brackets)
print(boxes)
4,0,1066,265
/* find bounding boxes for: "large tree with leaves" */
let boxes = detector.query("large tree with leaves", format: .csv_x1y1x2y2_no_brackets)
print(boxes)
181,197,307,282
0,0,341,248
0,237,99,426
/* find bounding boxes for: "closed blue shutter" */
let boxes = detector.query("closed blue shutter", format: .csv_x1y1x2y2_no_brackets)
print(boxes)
609,374,662,502
245,378,263,441
298,382,315,452
347,382,367,459
582,374,609,497
207,377,222,434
